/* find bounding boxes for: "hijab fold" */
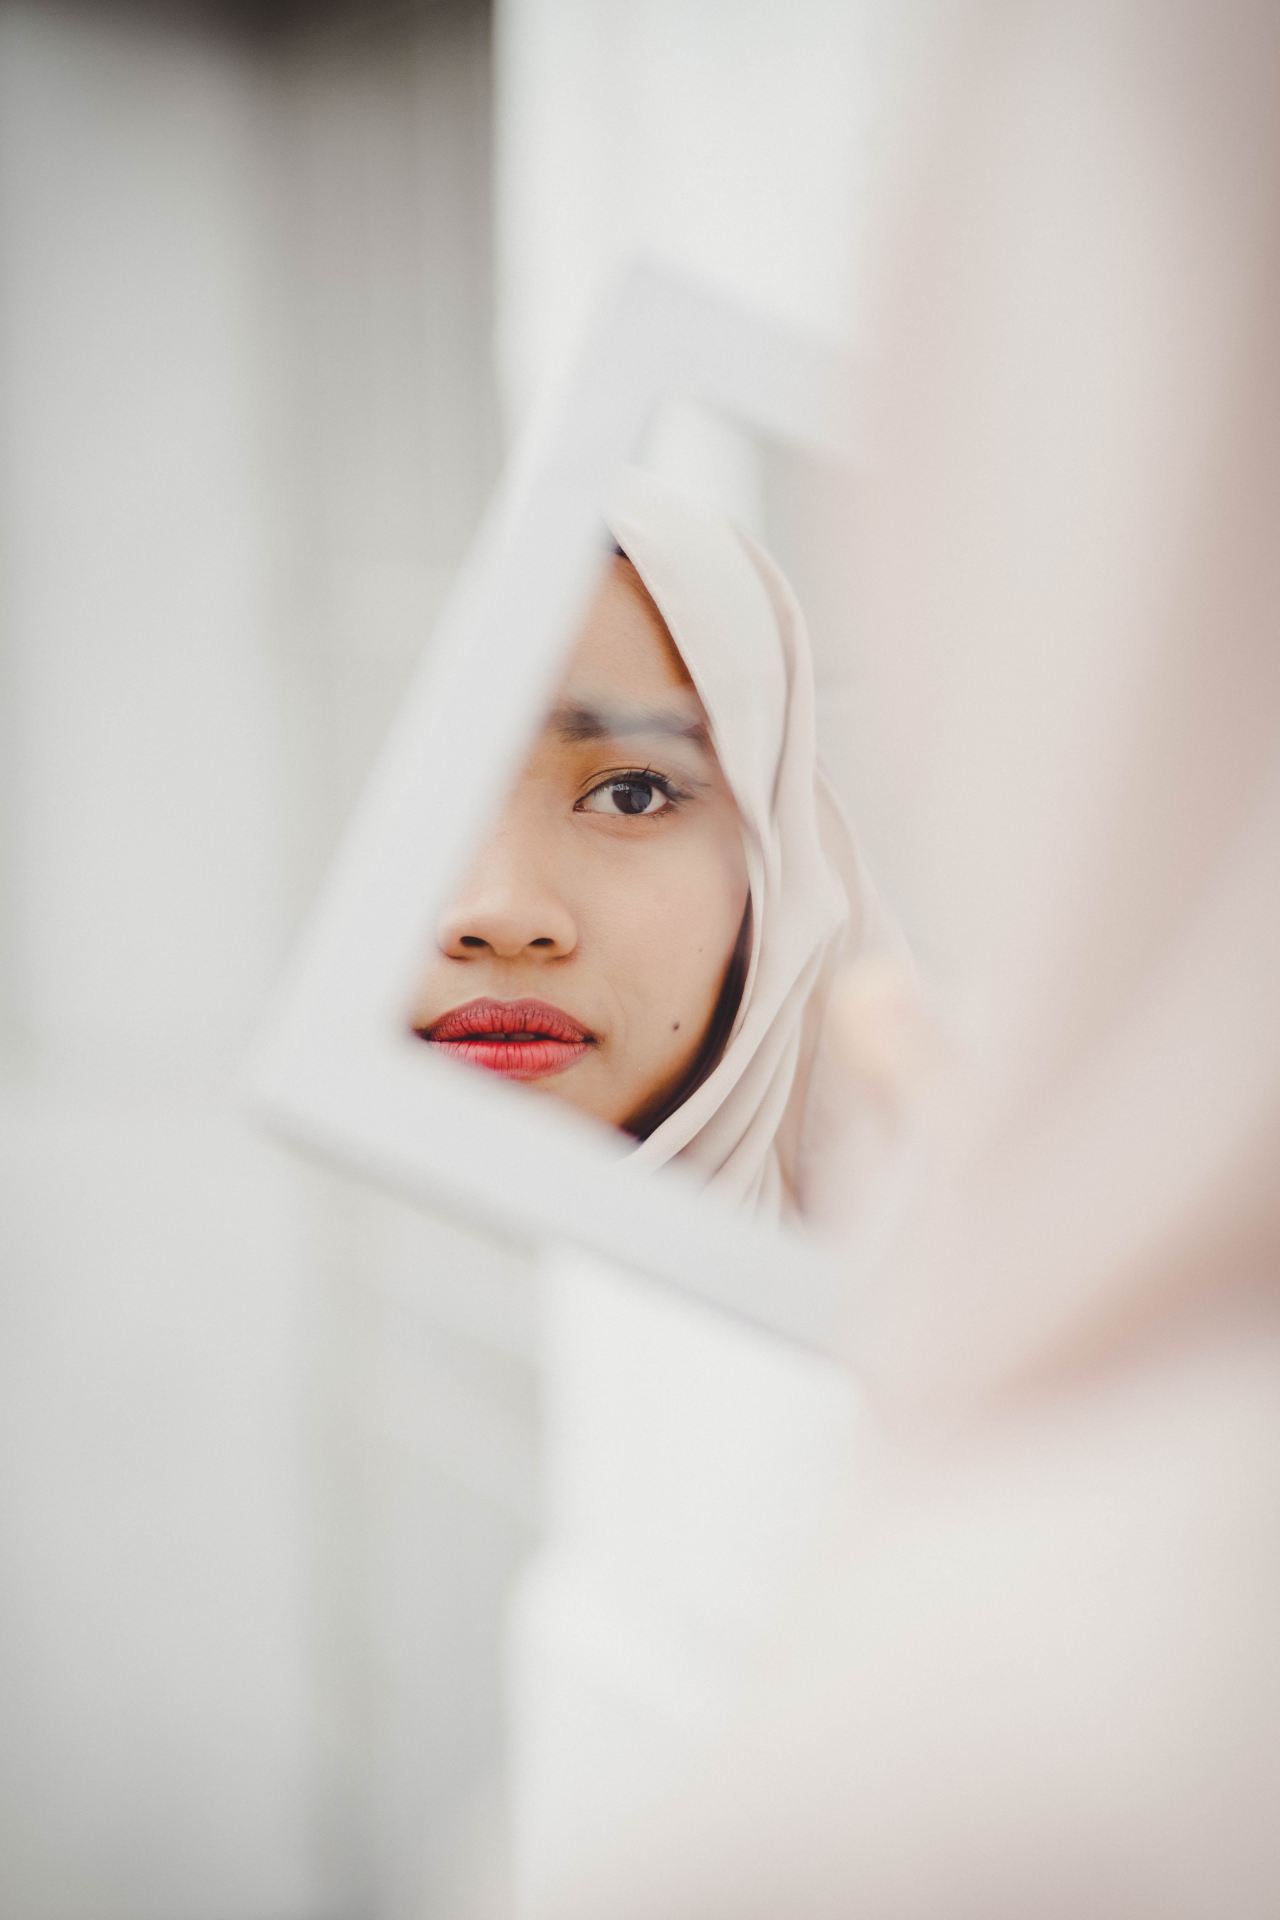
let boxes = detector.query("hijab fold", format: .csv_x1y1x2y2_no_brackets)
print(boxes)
608,468,894,1218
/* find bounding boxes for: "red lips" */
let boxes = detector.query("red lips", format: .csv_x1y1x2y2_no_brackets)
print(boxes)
420,998,594,1081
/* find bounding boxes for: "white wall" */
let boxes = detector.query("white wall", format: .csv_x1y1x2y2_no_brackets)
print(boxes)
493,0,915,409
0,5,535,1916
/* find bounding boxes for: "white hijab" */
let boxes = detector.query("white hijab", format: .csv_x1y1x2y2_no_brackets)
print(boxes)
607,467,890,1220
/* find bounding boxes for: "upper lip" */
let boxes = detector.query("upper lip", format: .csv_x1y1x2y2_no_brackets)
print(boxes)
421,997,595,1044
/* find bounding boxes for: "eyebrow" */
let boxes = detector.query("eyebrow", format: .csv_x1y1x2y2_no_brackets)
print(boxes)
550,699,713,754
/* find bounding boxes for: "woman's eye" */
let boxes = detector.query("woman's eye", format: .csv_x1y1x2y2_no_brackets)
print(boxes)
577,775,675,818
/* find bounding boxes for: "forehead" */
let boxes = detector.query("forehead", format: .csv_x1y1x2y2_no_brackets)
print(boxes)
554,554,702,714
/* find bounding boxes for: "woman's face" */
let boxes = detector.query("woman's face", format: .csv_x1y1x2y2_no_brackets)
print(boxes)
410,555,750,1134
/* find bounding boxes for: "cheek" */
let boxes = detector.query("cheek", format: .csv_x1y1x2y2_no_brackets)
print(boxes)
587,825,748,1023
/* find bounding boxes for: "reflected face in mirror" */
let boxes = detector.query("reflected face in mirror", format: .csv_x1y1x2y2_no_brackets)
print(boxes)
410,555,751,1136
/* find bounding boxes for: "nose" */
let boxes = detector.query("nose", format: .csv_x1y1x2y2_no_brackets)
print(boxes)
436,825,578,962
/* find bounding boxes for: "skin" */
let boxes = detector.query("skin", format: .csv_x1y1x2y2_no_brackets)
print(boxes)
410,555,751,1134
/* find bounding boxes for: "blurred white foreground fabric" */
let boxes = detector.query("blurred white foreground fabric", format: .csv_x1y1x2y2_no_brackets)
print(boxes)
542,3,1280,1914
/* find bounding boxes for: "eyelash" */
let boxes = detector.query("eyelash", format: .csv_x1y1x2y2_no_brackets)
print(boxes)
574,766,690,820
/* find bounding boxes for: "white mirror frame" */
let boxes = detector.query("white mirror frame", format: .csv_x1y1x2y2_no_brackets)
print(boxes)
245,262,864,1354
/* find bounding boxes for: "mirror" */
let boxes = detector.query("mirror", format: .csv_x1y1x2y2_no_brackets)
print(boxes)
402,399,897,1225
247,268,902,1350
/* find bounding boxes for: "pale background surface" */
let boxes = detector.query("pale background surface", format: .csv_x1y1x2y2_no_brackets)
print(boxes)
2,6,530,1915
0,2,926,1914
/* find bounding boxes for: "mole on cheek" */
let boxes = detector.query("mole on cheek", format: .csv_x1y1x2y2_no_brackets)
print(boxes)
672,1021,680,1031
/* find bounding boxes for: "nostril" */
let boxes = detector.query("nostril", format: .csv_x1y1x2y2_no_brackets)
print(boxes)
446,927,569,956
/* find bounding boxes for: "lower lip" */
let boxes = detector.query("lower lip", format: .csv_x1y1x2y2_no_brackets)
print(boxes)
429,1036,591,1081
